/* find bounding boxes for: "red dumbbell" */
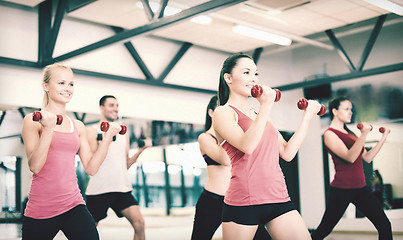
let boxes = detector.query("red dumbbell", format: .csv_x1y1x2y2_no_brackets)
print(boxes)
379,127,390,133
357,122,373,131
251,85,281,102
297,98,326,116
100,122,127,135
32,111,63,125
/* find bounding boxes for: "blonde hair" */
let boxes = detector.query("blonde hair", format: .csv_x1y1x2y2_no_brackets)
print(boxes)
42,63,73,108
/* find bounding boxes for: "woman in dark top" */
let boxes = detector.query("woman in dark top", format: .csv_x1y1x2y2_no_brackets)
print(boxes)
311,97,392,240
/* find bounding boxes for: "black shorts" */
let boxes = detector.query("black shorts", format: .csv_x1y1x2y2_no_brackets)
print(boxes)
22,204,99,240
86,192,138,222
222,201,295,225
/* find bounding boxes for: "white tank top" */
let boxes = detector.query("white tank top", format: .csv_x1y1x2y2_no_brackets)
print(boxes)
85,125,132,195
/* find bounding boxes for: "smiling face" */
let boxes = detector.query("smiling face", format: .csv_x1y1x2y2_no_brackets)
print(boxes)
101,97,119,122
225,57,259,97
333,100,353,123
43,67,74,105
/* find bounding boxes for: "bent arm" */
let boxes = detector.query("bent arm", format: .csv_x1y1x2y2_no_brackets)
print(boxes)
278,100,322,161
127,136,152,169
78,120,117,176
21,114,54,174
198,133,230,166
86,126,99,153
213,104,271,155
362,129,389,163
324,130,368,163
278,112,314,162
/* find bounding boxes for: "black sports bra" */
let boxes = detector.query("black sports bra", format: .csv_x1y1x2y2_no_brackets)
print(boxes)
202,133,221,166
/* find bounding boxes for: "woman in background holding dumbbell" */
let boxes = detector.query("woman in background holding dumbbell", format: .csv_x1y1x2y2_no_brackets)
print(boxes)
311,96,392,240
21,63,121,240
213,53,322,240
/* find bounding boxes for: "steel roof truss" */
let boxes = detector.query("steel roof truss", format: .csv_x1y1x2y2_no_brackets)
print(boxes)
112,27,156,81
51,0,247,63
139,0,155,21
325,29,357,72
157,42,193,82
38,0,67,66
357,15,387,71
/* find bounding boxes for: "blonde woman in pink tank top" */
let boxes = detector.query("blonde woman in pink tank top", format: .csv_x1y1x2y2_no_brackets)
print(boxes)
213,54,322,240
21,63,122,240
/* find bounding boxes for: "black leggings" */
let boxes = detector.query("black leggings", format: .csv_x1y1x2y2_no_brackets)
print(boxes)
191,189,271,240
311,186,392,240
22,204,99,240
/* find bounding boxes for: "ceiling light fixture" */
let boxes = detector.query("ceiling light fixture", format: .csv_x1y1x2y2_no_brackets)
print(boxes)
190,15,212,25
364,0,403,16
233,25,292,46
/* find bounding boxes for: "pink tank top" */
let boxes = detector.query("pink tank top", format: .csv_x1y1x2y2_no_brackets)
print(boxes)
222,105,290,206
24,119,85,219
326,128,366,189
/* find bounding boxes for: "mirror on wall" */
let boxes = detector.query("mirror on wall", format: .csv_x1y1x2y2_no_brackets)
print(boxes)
0,106,206,216
320,77,403,217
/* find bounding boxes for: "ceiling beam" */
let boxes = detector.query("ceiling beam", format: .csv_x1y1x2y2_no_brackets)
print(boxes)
357,15,387,71
38,0,68,66
72,68,216,94
38,0,52,66
0,111,6,128
73,112,86,122
261,14,402,56
3,56,401,94
252,47,263,64
325,29,356,72
0,56,216,95
47,0,68,61
112,27,155,81
52,0,247,63
0,57,40,68
157,0,169,19
124,42,156,81
157,42,193,82
275,62,403,91
139,0,155,21
67,0,97,13
17,107,26,119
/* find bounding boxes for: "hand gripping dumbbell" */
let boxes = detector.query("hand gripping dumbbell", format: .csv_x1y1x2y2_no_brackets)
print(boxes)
137,138,146,148
379,127,390,133
297,98,326,116
358,123,389,133
32,111,63,125
357,122,373,131
251,85,281,102
100,122,127,135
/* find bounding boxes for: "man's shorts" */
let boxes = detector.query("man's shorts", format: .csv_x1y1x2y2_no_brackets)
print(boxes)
86,192,139,222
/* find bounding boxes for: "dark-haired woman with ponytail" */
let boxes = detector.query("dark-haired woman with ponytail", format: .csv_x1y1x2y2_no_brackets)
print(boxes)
191,95,270,240
311,97,392,240
213,54,322,240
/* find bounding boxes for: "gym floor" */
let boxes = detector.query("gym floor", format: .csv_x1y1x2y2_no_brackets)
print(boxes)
1,208,402,240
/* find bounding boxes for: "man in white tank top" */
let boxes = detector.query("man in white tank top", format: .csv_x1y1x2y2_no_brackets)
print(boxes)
85,95,152,240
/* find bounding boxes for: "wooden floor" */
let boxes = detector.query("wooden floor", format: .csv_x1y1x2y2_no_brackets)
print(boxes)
1,208,402,240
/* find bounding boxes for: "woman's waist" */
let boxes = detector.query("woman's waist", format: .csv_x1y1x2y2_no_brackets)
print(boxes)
204,180,229,196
